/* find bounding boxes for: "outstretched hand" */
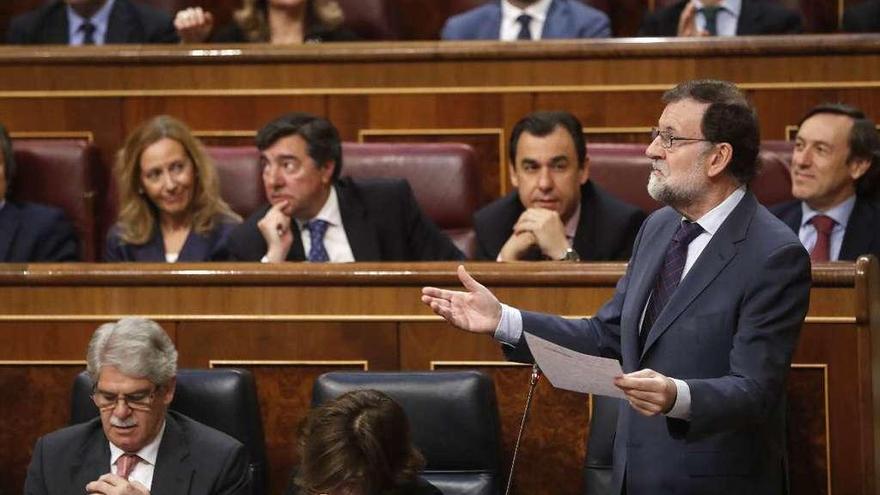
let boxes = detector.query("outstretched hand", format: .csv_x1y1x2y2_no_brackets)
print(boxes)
421,265,502,334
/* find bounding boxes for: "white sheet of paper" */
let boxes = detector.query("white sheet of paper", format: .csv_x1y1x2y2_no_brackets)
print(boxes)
524,332,625,399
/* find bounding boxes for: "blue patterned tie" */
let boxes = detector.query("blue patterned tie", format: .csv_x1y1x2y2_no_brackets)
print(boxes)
80,21,96,45
640,220,704,351
700,6,722,36
306,219,330,262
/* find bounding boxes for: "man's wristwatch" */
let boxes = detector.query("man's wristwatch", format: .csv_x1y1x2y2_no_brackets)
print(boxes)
558,247,580,262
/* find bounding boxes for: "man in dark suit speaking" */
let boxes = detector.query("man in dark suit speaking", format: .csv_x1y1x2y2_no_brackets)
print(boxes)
423,80,811,494
226,112,463,262
7,0,178,45
24,318,250,495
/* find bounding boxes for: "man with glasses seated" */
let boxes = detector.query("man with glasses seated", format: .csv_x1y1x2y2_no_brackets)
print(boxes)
24,318,250,495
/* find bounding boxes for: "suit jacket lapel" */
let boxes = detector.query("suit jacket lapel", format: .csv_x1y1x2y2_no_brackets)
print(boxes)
106,0,138,43
337,182,381,261
287,226,307,261
541,0,567,38
71,420,111,490
178,229,210,262
735,0,760,35
482,1,504,39
0,204,20,261
152,414,193,494
135,224,166,261
43,2,71,44
641,193,755,357
840,197,873,260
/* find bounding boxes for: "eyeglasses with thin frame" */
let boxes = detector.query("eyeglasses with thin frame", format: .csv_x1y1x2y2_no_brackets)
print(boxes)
91,384,160,412
650,127,713,150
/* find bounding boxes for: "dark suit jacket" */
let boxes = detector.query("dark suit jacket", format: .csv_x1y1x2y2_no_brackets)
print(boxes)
0,201,79,261
473,181,645,261
6,0,178,44
226,177,464,261
639,0,802,36
211,22,358,42
507,192,811,494
770,197,880,261
441,0,611,39
104,217,238,262
843,0,880,32
24,410,251,495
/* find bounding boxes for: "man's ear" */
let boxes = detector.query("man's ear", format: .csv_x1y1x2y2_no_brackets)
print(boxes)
705,143,733,178
848,157,872,181
509,161,519,188
321,160,336,184
579,156,590,185
162,376,176,405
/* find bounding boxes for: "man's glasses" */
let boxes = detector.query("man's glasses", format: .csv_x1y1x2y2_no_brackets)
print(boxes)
650,127,713,150
91,385,160,412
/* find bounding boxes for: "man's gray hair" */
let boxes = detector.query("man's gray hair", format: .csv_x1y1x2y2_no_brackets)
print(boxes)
86,318,178,385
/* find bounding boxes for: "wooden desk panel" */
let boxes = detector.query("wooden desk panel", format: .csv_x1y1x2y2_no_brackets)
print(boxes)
0,259,875,495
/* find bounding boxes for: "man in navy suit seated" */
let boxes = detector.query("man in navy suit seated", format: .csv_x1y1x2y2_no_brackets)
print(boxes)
226,112,463,262
770,103,880,261
423,79,811,494
0,123,79,262
7,0,178,45
442,0,610,40
639,0,802,37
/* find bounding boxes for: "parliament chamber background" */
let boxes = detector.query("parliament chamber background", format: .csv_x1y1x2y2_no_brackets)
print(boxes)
1,6,880,493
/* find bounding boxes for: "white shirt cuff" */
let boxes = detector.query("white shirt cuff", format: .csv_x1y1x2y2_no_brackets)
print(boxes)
494,303,523,345
260,255,270,263
666,378,691,420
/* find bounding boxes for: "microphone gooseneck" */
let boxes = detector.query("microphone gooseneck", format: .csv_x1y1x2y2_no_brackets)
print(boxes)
504,363,541,495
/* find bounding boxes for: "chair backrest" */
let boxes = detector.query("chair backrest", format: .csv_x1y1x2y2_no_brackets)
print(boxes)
341,142,481,258
206,146,265,219
587,142,795,214
312,371,501,495
337,0,400,40
71,368,268,495
10,139,102,261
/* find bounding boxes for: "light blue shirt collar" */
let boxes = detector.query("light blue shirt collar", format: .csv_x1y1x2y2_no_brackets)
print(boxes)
693,0,741,36
689,186,746,235
799,195,856,230
67,0,115,45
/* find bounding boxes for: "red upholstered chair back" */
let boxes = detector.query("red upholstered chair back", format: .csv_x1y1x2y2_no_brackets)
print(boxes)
205,146,264,219
10,139,102,261
337,0,400,40
341,142,481,258
587,142,796,216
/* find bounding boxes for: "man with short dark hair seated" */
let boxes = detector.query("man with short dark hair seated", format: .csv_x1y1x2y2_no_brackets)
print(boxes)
24,318,251,495
0,123,79,262
442,0,610,40
474,110,644,262
226,112,464,262
771,103,880,261
6,0,178,45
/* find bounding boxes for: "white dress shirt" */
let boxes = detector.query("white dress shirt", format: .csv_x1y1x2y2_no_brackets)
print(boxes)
797,195,855,262
500,0,554,40
108,419,166,490
294,187,355,262
495,187,747,420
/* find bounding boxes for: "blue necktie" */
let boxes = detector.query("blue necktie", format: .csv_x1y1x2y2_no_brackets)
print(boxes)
516,14,533,40
700,6,722,36
79,21,96,45
640,220,704,352
307,219,330,262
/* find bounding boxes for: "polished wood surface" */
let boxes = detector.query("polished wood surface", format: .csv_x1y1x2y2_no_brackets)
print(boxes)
1,36,879,201
0,259,876,495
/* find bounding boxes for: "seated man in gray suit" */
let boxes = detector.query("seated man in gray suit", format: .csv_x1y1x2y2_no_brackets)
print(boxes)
474,110,644,262
7,0,178,45
226,112,463,262
771,103,880,261
25,318,251,495
442,0,610,40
